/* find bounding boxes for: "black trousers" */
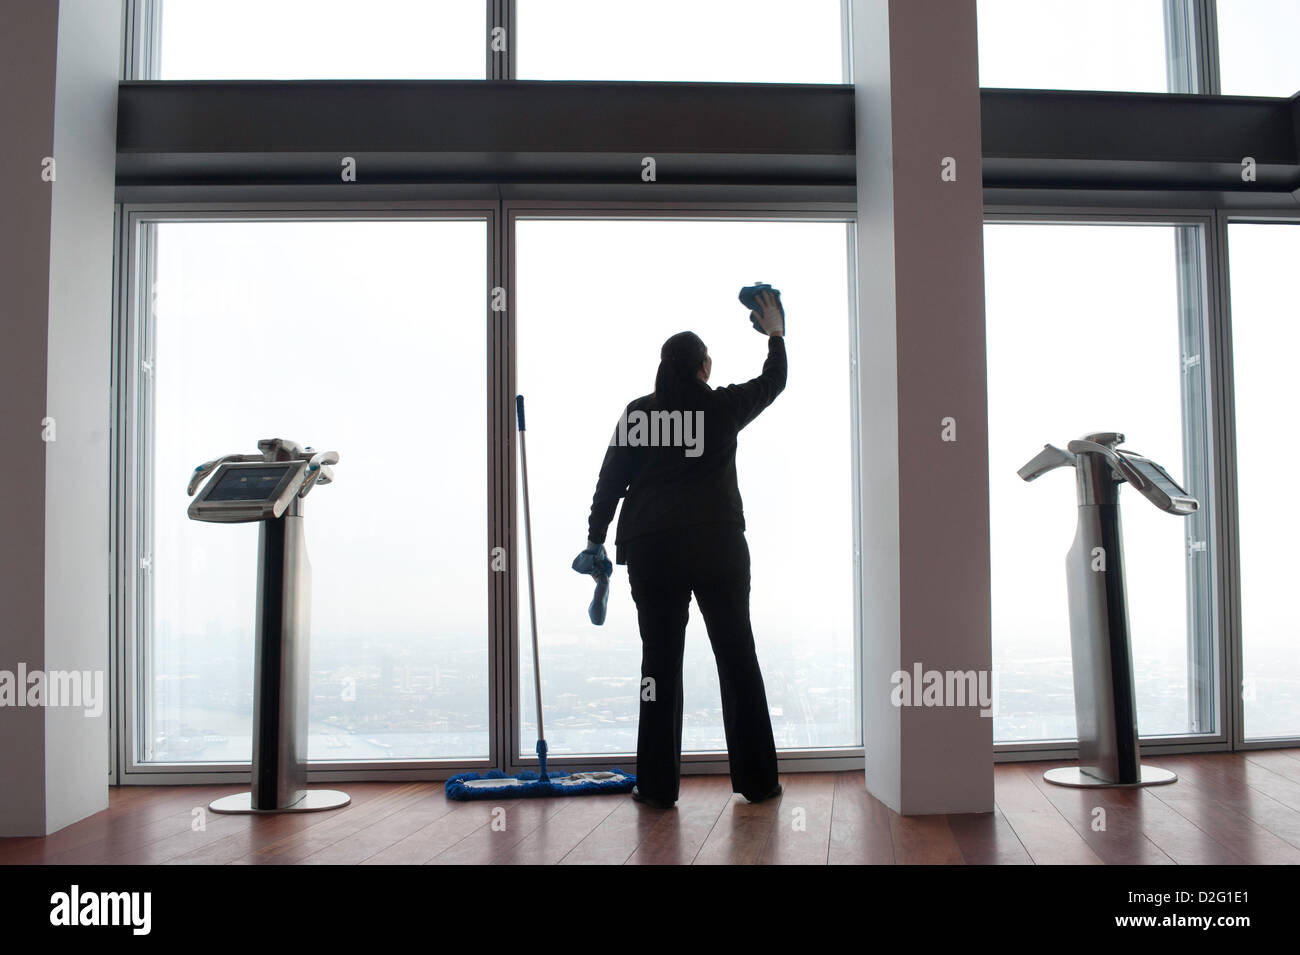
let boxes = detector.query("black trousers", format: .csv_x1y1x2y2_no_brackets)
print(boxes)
623,523,779,803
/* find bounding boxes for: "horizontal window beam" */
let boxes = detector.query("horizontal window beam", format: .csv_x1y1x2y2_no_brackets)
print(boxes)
117,82,1300,196
982,89,1300,191
116,79,855,187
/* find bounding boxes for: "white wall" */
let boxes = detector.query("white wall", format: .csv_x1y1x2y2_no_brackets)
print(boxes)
0,0,120,836
43,0,121,833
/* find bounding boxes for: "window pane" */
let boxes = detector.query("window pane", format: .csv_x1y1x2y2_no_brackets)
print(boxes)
517,0,844,83
157,0,485,79
977,0,1169,92
1218,0,1300,97
1228,222,1300,739
986,223,1198,742
515,219,857,756
146,219,489,763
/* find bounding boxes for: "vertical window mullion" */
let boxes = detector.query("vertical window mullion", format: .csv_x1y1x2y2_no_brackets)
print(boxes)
840,0,854,85
1162,0,1220,95
505,0,517,81
126,0,164,81
1210,211,1240,748
495,203,516,774
845,220,865,746
1163,0,1198,93
1174,224,1217,736
1199,0,1222,95
489,0,515,81
136,219,159,766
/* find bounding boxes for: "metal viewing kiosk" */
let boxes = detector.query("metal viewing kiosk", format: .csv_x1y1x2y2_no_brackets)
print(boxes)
187,437,350,814
1019,432,1197,789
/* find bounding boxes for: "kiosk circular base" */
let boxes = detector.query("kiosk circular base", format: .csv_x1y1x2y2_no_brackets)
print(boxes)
208,790,351,814
1042,765,1177,789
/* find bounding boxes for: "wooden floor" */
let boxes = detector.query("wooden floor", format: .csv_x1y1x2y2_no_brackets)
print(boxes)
3,750,1299,864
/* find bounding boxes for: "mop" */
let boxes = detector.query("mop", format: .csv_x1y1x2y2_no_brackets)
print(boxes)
444,395,636,801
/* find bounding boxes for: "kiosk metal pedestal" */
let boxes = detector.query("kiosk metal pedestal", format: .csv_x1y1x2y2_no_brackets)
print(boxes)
1019,432,1197,789
187,438,350,814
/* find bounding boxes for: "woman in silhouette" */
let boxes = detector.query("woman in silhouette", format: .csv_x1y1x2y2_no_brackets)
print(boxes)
579,290,787,809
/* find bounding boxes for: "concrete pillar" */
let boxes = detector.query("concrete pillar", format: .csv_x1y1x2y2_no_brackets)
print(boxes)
0,0,121,835
852,0,993,814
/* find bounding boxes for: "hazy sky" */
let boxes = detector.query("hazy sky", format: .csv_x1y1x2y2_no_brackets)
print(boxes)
514,219,855,752
1226,223,1300,739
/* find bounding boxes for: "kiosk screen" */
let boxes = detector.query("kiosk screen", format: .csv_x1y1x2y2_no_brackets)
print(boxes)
1127,458,1188,498
206,465,292,503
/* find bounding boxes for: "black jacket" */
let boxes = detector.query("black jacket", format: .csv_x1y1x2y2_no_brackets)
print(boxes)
586,336,787,564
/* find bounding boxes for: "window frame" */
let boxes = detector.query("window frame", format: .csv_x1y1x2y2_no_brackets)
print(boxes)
982,208,1227,758
124,0,854,85
109,199,867,786
111,201,503,784
1218,209,1300,750
499,201,865,776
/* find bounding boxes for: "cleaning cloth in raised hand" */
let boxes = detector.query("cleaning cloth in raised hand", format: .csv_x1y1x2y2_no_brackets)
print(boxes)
739,283,783,334
572,541,613,625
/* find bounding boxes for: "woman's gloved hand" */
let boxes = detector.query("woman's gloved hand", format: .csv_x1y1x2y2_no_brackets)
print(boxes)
572,540,614,625
572,540,612,577
751,289,785,337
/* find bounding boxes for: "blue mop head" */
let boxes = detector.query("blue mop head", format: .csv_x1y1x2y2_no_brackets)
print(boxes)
445,768,636,801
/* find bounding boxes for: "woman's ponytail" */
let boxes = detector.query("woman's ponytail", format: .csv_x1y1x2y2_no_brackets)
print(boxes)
652,331,708,410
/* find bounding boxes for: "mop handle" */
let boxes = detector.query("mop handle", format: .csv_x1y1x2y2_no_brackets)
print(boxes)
516,395,546,746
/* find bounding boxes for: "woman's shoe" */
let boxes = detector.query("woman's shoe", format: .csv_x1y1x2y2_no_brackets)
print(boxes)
631,786,676,810
745,782,783,804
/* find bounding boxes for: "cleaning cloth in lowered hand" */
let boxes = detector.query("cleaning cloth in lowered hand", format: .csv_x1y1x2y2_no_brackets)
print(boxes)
572,540,613,625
